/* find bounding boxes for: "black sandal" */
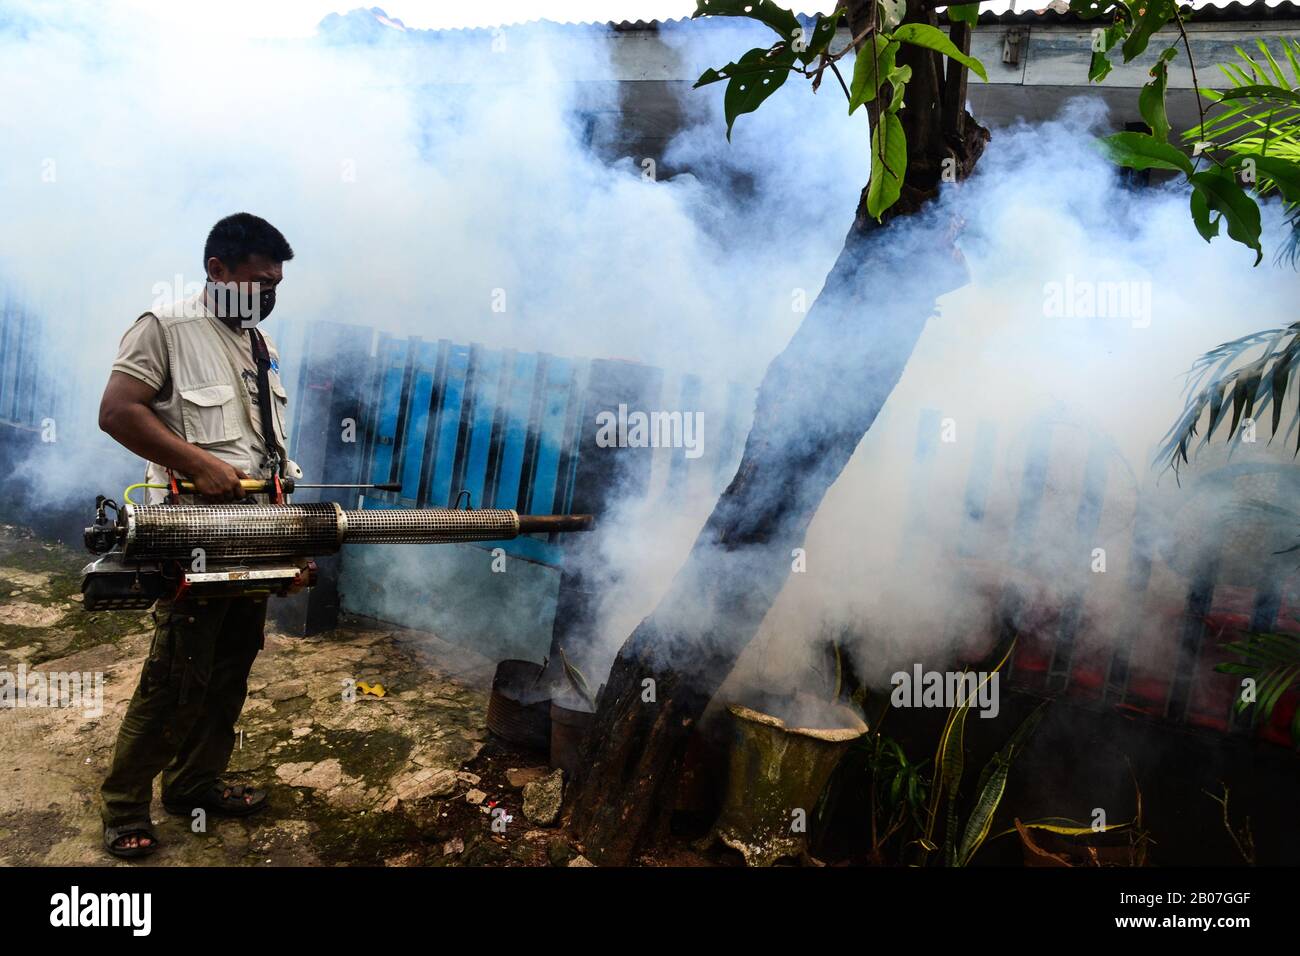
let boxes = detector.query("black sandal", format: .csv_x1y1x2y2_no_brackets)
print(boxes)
104,821,161,859
163,782,268,818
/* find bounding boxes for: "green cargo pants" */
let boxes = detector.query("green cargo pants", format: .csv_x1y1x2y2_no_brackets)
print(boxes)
100,596,266,826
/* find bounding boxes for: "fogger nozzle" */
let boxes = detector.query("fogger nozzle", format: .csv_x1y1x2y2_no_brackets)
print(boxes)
95,502,594,562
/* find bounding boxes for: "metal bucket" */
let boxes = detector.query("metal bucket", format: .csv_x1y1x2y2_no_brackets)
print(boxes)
549,697,595,780
486,659,551,753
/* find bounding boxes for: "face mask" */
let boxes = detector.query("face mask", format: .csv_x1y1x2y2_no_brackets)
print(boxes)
258,285,276,321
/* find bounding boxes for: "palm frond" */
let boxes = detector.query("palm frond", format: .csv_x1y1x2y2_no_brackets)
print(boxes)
1279,207,1300,268
1157,322,1300,479
1184,39,1300,247
1215,631,1300,746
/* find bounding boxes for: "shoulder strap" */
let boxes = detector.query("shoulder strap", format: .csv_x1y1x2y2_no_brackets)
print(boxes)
248,327,284,476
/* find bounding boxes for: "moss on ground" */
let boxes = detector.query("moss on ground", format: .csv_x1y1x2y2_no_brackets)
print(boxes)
280,727,415,790
0,525,147,662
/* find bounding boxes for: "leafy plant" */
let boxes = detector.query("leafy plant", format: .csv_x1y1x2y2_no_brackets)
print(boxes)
993,769,1152,866
1095,31,1300,528
1156,321,1300,478
1214,629,1300,746
819,727,931,865
870,735,931,832
1079,0,1300,265
949,700,1046,866
1185,39,1300,265
692,0,987,218
910,638,1050,866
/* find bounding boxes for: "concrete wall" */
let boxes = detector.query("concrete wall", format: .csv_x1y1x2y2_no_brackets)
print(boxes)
584,17,1300,161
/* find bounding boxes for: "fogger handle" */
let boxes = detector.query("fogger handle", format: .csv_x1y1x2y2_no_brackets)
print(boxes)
172,479,404,495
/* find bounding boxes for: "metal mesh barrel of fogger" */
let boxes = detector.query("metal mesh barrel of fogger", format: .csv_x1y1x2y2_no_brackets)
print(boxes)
121,503,524,561
341,507,519,543
123,502,347,561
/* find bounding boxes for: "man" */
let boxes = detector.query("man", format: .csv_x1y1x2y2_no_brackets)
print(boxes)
98,212,295,858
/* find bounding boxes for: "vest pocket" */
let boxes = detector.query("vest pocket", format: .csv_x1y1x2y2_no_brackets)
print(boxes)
180,383,239,445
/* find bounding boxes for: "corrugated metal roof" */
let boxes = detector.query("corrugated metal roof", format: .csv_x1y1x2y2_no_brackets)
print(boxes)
606,1,1300,30
320,2,1300,39
958,0,1300,24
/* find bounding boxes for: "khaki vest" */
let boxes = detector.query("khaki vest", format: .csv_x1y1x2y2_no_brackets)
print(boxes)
141,297,290,503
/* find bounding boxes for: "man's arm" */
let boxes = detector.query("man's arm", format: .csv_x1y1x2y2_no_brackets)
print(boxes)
98,371,247,501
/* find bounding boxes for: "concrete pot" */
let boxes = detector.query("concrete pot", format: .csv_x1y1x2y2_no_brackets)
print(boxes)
707,695,867,866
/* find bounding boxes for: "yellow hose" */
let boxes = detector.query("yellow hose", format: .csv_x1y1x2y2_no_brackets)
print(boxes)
123,482,168,506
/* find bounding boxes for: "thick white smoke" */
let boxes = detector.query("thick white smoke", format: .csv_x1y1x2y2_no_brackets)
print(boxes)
1,3,1295,703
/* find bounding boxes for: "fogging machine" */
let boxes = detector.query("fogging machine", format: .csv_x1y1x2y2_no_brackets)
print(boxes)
80,479,594,611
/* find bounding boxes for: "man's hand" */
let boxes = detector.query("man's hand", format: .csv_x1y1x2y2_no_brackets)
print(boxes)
187,453,248,502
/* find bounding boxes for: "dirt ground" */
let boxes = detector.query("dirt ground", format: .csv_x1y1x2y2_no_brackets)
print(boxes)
0,524,596,867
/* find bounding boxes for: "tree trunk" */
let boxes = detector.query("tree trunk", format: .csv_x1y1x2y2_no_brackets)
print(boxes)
568,0,990,865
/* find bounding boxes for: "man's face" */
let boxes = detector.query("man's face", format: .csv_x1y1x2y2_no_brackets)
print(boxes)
206,253,284,326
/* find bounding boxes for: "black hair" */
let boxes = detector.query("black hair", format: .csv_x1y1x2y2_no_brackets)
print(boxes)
204,213,294,276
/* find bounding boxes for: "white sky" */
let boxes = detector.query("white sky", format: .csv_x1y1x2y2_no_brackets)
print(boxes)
114,0,1284,36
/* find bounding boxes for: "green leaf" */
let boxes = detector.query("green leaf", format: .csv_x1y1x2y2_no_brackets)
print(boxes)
1190,178,1221,241
1220,62,1254,88
1216,84,1300,108
1068,0,1121,20
892,22,989,82
939,697,969,866
1284,38,1300,86
1122,0,1175,63
948,2,980,26
955,704,1047,866
1232,153,1300,203
1257,38,1290,86
888,66,911,112
694,44,799,89
991,817,1131,840
720,46,795,139
849,36,899,114
1090,50,1114,83
695,51,789,88
1189,167,1264,265
1260,665,1299,719
1268,338,1299,434
1088,23,1126,83
880,0,908,31
956,760,1009,864
868,109,907,219
695,67,727,87
1098,130,1194,175
692,0,800,41
1215,662,1259,676
1140,47,1177,142
794,9,842,65
1234,44,1269,83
